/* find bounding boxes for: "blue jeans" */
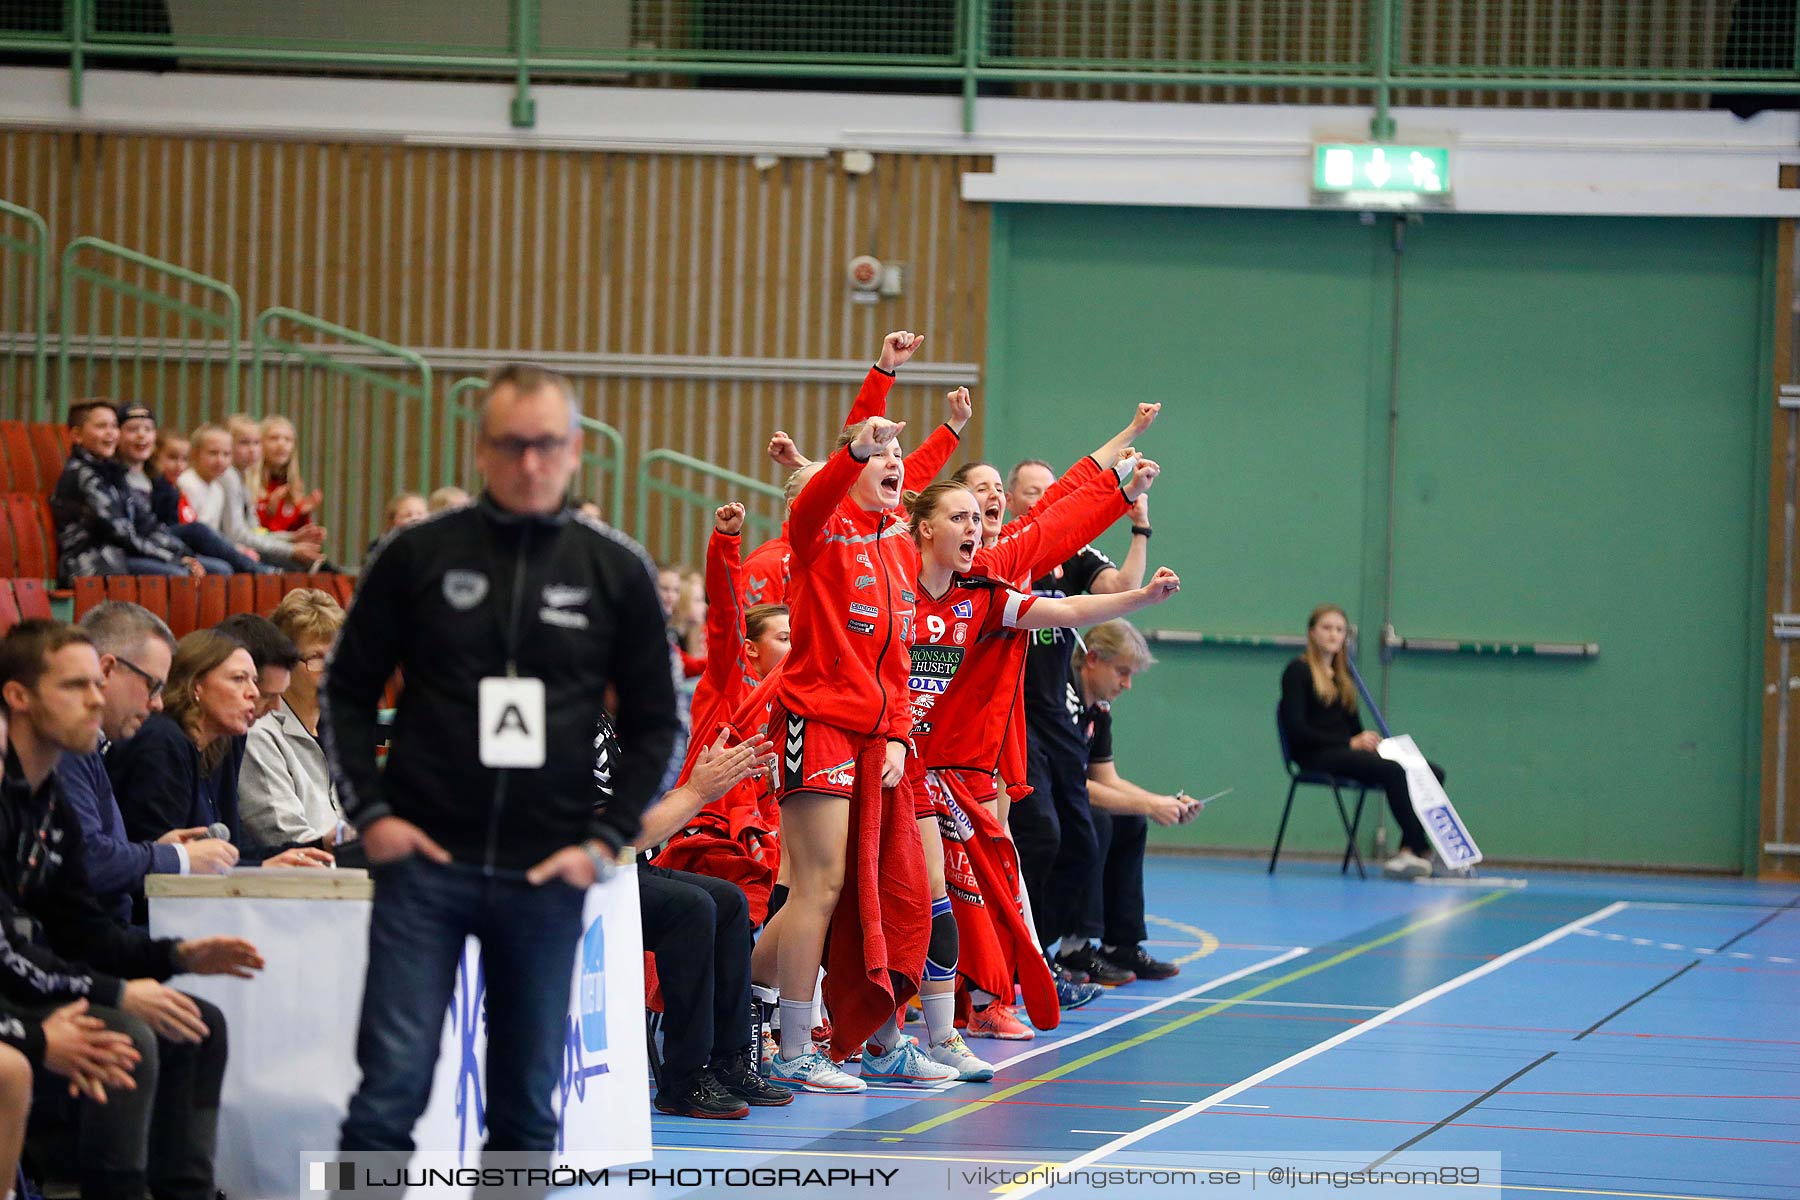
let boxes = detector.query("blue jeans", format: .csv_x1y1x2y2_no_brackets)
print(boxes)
123,554,234,577
339,856,586,1155
171,522,275,575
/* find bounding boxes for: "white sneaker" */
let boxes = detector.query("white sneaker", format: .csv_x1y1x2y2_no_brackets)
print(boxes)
766,1047,866,1093
928,1033,995,1082
860,1035,961,1086
1382,849,1432,879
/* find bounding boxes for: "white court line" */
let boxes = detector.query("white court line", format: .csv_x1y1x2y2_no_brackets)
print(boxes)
984,947,1308,1075
1000,899,1630,1200
1070,1129,1134,1136
1169,998,1386,1012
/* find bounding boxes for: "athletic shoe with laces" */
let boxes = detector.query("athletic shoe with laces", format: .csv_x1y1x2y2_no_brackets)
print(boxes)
767,1046,866,1093
810,1020,861,1062
859,1035,961,1086
1382,849,1432,879
927,1033,995,1082
1097,943,1179,981
964,1001,1034,1041
654,1070,750,1119
712,1051,794,1106
1051,963,1103,1010
1056,944,1136,987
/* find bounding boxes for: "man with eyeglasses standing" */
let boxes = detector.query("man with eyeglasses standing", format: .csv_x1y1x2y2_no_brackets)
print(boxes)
59,602,239,928
323,364,678,1181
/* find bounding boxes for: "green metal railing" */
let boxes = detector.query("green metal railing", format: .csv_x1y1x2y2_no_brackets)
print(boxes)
251,307,432,568
637,449,783,570
57,236,241,430
445,375,628,524
3,1,1795,135
0,200,51,422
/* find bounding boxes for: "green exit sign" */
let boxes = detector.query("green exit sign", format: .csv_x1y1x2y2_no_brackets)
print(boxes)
1313,144,1451,206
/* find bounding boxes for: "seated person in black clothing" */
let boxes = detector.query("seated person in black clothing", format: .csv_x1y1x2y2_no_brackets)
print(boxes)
594,715,787,1120
1070,620,1197,985
1279,604,1445,879
214,613,297,722
114,405,265,576
0,620,266,1200
108,629,331,869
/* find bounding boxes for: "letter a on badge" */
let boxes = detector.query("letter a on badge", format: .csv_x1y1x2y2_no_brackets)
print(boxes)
479,677,548,767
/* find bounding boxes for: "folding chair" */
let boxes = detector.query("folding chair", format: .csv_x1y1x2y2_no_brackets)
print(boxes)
1270,703,1369,879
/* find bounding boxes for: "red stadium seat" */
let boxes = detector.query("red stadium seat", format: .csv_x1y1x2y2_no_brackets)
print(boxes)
71,577,107,621
254,573,283,615
197,575,227,628
166,576,198,638
134,575,169,622
27,424,67,494
13,578,51,620
6,495,51,581
0,582,22,636
281,572,313,599
0,425,37,495
104,576,138,605
226,574,254,616
331,574,356,608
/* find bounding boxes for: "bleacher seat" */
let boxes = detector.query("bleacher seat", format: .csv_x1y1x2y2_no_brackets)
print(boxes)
135,575,169,622
103,577,139,605
198,575,227,628
29,424,67,491
166,576,199,637
255,573,284,615
227,574,254,616
4,495,51,581
13,578,51,620
71,577,107,621
0,584,23,637
0,425,37,495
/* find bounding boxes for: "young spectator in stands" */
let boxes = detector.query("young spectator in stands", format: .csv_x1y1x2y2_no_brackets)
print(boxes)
656,564,697,795
108,629,331,869
0,620,265,1200
252,416,321,533
367,493,428,559
214,613,299,722
62,603,238,927
428,485,470,512
51,401,227,584
576,499,604,522
115,407,267,576
675,572,708,659
1280,605,1446,879
239,589,346,849
1068,620,1192,984
149,431,191,525
218,416,327,569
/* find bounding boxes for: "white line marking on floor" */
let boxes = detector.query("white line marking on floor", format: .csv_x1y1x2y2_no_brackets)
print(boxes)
1174,998,1386,1012
984,947,1309,1076
998,900,1630,1200
1070,1129,1135,1136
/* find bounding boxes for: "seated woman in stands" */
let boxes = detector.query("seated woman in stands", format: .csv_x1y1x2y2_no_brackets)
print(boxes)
240,588,349,850
253,416,322,533
50,400,230,583
1278,604,1445,879
109,628,332,869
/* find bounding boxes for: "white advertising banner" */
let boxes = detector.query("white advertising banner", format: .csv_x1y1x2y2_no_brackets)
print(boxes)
148,865,650,1198
1377,734,1484,869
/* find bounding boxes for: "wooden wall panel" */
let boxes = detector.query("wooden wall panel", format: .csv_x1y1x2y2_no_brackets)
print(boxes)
0,130,991,562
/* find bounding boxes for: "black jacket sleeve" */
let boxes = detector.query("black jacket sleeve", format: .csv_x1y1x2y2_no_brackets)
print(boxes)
0,1004,45,1067
110,719,200,844
321,533,410,830
590,548,679,852
37,805,182,987
0,892,127,1008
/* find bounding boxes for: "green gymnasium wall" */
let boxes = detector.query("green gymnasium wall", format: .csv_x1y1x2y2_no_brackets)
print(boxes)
985,205,1772,871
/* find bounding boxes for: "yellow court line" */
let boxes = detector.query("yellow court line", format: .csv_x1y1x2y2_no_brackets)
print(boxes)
1145,914,1221,965
896,889,1512,1137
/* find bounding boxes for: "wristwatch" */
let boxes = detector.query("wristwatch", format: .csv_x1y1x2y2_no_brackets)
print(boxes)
583,840,619,884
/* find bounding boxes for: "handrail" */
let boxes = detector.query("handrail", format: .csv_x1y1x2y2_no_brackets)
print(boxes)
59,236,242,426
251,306,432,566
1149,626,1598,659
444,375,627,522
637,449,784,568
5,1,1797,136
0,200,50,421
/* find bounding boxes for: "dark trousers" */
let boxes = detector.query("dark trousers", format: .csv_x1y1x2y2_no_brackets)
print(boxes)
640,863,752,1084
36,996,228,1200
339,856,586,1158
1012,729,1099,948
1298,748,1446,856
1080,808,1148,950
172,521,274,574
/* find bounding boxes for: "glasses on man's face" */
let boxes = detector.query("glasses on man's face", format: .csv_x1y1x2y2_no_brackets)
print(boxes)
482,433,569,461
114,655,165,697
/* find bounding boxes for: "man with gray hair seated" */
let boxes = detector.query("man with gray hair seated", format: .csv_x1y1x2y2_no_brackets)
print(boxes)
58,602,239,926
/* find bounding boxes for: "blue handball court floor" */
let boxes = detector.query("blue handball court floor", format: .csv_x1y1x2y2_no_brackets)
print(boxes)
598,857,1800,1200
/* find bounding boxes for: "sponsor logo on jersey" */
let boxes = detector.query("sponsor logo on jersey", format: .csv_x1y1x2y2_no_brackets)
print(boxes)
951,600,974,619
854,575,877,590
909,676,949,694
808,759,856,789
542,583,589,608
912,645,963,678
954,622,969,645
900,590,916,602
540,607,591,630
847,618,876,636
856,553,873,568
849,601,879,618
443,569,489,610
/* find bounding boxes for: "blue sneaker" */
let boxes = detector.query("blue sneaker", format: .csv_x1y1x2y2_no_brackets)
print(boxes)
859,1035,960,1086
1051,960,1103,1009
